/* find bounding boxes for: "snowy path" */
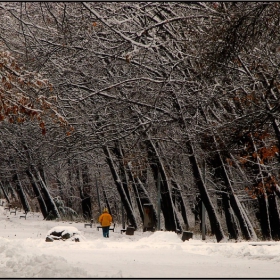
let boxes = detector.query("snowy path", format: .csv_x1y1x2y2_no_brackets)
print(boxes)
1,206,280,278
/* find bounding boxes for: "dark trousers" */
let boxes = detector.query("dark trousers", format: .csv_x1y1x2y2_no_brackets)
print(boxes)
102,226,110,238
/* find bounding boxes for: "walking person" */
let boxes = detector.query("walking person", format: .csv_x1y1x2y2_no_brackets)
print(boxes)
98,208,113,238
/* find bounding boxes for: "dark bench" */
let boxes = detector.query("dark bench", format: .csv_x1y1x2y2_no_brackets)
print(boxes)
84,219,94,228
19,210,28,220
10,207,17,215
4,205,11,211
97,223,115,232
84,223,93,228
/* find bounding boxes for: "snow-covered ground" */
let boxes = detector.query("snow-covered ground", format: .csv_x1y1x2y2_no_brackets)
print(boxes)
0,203,280,278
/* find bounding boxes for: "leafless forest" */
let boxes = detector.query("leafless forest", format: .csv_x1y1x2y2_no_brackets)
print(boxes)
1,2,280,242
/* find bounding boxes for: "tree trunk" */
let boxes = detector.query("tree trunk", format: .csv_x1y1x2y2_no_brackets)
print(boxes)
67,159,76,209
22,143,60,219
250,133,272,240
201,106,257,240
103,145,138,229
102,185,112,215
80,164,92,220
187,141,226,242
222,193,238,239
12,173,31,213
145,137,183,232
267,192,280,240
36,168,61,220
257,193,272,240
170,178,190,230
170,92,225,241
26,169,48,218
0,181,10,204
96,174,102,215
127,161,158,227
210,151,257,240
112,141,133,206
127,169,144,222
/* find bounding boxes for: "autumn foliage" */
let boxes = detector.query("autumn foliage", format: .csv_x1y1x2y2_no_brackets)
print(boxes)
0,50,71,134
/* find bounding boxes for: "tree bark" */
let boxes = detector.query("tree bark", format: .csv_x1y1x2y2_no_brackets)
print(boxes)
102,185,112,215
26,169,48,218
170,92,225,241
222,192,238,239
267,192,280,240
0,181,10,204
36,168,61,220
145,137,183,232
187,141,226,242
201,105,257,240
127,161,158,227
80,164,92,220
257,193,272,240
103,145,138,229
23,143,60,219
170,178,190,230
112,141,133,207
12,173,31,213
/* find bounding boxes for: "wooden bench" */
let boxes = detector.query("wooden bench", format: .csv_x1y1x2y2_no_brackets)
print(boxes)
4,205,11,211
10,207,17,215
97,223,115,232
20,211,28,220
84,223,93,228
84,219,94,228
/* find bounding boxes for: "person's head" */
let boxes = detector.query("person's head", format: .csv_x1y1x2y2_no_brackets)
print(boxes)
103,207,108,213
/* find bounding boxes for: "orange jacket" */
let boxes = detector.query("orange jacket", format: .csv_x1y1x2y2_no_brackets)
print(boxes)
99,212,112,227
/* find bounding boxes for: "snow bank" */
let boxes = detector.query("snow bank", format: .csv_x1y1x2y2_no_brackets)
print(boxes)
184,239,280,263
137,231,182,244
0,237,89,278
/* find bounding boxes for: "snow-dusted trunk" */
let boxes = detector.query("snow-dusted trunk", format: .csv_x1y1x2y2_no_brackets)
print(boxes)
96,179,102,214
125,164,143,222
102,185,112,215
210,153,241,240
250,134,272,240
201,105,257,240
22,143,59,219
213,151,257,240
80,164,92,220
170,178,190,230
171,93,225,240
26,169,48,218
187,141,226,242
145,137,183,232
103,145,138,229
0,181,10,204
112,141,133,207
222,193,239,240
261,72,280,156
12,172,31,213
234,196,258,240
67,159,76,209
127,161,157,226
35,169,60,220
219,151,257,240
257,193,272,240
